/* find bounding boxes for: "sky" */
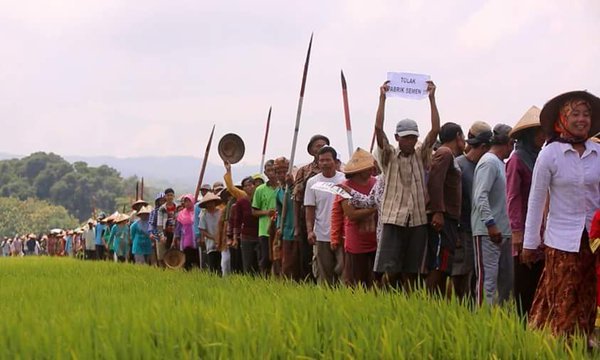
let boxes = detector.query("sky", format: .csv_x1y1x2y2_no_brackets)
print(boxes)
1,0,599,166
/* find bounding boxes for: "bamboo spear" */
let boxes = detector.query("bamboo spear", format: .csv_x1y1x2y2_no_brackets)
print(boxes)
135,181,139,201
194,125,216,202
276,34,314,252
140,177,144,200
340,70,354,158
259,106,272,173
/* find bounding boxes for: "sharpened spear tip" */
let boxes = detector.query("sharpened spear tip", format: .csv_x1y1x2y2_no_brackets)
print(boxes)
341,70,347,89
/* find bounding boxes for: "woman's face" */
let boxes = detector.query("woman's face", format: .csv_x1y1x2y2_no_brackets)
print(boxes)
564,103,591,138
184,198,193,209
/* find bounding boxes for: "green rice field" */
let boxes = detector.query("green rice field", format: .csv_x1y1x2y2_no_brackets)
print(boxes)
0,258,593,359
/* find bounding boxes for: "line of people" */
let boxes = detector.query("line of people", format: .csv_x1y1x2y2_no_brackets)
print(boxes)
5,82,600,345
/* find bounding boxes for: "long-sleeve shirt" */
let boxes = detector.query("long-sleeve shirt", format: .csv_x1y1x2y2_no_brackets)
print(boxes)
130,220,153,255
234,197,259,239
506,153,532,233
349,175,385,244
110,225,130,257
427,146,462,220
224,170,247,200
524,141,600,252
471,152,510,237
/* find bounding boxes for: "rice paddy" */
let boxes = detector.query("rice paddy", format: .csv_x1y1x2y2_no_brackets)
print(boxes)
0,257,593,359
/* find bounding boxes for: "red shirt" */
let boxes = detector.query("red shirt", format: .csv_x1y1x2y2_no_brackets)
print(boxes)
331,177,377,254
234,197,259,239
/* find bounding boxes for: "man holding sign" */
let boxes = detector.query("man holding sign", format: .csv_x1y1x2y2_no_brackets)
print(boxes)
373,78,440,291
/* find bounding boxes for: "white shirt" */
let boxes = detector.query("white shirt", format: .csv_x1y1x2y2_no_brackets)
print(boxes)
84,228,96,250
524,140,600,252
304,171,346,242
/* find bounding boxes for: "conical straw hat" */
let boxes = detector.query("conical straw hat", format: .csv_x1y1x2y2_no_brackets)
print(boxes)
343,147,375,174
509,106,541,138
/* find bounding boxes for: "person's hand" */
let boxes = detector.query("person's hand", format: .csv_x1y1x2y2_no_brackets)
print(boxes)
231,237,238,249
149,233,155,241
379,80,390,100
224,160,231,173
520,248,537,267
426,80,436,100
307,231,316,245
512,231,524,255
276,229,282,238
487,225,502,244
268,209,277,217
160,235,167,244
431,212,444,233
330,242,338,251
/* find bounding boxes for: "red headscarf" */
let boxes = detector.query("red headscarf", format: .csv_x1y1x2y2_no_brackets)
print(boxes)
553,98,592,143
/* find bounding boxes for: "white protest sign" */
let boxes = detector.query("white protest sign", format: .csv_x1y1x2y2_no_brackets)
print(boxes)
310,182,352,199
386,72,431,100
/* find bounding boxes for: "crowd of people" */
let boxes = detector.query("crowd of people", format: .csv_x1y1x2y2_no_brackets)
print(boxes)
3,82,600,345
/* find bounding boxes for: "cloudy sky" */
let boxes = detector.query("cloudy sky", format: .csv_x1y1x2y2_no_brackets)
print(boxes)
2,0,599,165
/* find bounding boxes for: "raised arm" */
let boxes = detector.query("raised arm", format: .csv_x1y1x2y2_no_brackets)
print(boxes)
375,81,391,150
423,81,440,149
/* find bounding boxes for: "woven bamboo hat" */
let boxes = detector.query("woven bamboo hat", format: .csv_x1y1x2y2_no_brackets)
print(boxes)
343,148,375,174
136,205,153,215
218,133,245,164
510,106,541,138
115,213,131,223
540,90,600,137
164,249,186,269
199,192,222,208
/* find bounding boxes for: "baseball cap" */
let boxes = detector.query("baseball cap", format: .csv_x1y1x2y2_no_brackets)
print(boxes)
395,119,419,137
466,121,493,145
490,124,513,145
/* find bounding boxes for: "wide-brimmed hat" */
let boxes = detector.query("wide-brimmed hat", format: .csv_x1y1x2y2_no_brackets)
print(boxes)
343,148,375,174
510,106,541,138
540,90,600,137
104,211,120,222
307,134,330,155
218,133,245,164
199,192,222,208
136,205,153,215
212,181,225,194
131,199,149,209
164,249,186,269
115,213,131,223
28,233,37,239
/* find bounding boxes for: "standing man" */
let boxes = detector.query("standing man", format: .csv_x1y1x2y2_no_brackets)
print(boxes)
274,157,300,280
84,219,96,260
425,122,465,294
373,80,440,290
158,188,177,252
472,124,514,305
452,121,492,299
94,213,107,260
252,159,278,275
304,146,346,285
293,135,330,281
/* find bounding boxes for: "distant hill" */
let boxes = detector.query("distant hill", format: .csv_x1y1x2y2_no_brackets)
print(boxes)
0,152,263,193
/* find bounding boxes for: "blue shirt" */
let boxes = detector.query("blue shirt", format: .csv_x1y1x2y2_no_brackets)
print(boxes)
94,223,106,245
130,220,153,255
276,187,295,241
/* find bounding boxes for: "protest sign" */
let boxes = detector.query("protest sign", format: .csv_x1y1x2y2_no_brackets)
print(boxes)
386,72,430,100
310,182,352,199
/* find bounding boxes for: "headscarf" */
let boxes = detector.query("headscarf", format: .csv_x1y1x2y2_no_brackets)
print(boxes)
176,194,195,226
552,98,592,144
514,128,540,171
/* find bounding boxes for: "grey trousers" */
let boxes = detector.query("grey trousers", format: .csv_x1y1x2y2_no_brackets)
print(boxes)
315,241,343,286
473,236,513,306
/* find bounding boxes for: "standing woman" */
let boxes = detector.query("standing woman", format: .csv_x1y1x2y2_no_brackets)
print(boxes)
174,194,200,270
131,205,154,265
111,214,131,262
506,106,546,317
523,91,600,341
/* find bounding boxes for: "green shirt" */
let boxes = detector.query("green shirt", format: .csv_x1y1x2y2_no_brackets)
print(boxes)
252,183,278,237
276,187,295,241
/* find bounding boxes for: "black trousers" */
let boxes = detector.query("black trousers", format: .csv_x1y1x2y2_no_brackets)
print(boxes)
514,256,544,317
95,245,105,260
229,246,243,274
183,247,200,271
241,240,260,274
258,236,271,276
206,251,222,274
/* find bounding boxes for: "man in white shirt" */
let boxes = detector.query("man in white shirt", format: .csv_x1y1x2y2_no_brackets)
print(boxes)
83,220,96,260
304,146,346,285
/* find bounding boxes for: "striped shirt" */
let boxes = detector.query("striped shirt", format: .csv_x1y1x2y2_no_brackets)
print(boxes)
375,142,431,227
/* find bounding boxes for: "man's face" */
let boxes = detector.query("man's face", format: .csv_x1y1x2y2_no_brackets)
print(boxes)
456,133,466,154
318,152,335,173
395,134,418,154
310,139,328,157
264,164,276,182
165,192,175,203
275,166,287,183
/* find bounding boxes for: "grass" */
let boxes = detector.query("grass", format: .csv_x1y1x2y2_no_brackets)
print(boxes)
0,257,593,359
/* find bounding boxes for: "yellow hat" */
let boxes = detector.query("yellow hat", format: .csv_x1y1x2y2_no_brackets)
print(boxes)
510,106,541,138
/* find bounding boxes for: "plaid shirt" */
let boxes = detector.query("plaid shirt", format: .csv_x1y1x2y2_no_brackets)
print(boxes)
375,142,431,227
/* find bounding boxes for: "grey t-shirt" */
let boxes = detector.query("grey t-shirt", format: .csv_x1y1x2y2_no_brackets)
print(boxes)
456,155,476,231
199,209,222,253
471,152,511,237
